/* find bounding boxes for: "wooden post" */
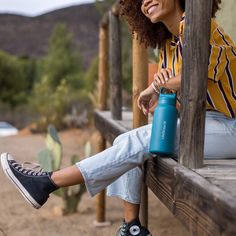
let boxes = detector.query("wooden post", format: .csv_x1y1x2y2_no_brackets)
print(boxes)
109,9,122,120
94,133,111,226
94,22,111,227
132,33,148,227
98,25,109,111
179,0,213,169
132,35,148,128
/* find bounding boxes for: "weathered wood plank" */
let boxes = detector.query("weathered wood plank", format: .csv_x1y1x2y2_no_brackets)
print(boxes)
179,0,213,168
94,110,131,144
144,156,236,236
206,180,236,198
204,159,236,167
109,10,122,120
194,160,236,198
195,170,236,177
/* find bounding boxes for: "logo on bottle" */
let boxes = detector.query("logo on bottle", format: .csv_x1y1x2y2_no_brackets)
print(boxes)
161,121,167,140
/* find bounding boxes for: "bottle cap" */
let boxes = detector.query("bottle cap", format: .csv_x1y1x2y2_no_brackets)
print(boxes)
159,93,177,106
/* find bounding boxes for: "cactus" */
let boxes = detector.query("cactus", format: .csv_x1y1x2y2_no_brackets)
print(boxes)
37,124,87,215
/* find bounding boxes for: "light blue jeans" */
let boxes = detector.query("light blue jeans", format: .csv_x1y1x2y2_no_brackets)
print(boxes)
76,111,236,204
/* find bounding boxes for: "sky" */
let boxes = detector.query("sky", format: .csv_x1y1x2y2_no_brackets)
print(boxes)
0,0,95,16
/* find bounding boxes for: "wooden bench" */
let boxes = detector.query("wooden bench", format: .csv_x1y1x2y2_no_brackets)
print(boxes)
95,110,236,235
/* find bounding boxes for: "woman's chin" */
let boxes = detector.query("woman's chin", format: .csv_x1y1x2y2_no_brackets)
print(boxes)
149,15,162,24
150,18,160,24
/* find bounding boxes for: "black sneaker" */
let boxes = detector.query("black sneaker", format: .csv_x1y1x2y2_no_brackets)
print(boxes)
0,153,59,209
117,218,152,236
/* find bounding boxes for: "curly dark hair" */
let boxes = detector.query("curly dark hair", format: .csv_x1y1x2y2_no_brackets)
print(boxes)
119,0,222,48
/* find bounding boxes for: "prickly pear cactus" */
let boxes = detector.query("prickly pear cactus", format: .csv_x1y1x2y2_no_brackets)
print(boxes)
84,141,92,158
46,124,62,170
37,149,53,172
62,154,86,215
37,124,88,215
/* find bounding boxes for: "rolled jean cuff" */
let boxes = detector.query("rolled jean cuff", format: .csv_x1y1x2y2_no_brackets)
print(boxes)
75,162,94,197
106,192,141,204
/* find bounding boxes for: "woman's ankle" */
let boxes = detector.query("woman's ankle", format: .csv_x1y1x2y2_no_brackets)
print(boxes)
123,201,140,223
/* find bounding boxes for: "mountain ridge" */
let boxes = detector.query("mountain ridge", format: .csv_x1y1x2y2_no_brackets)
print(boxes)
0,3,101,68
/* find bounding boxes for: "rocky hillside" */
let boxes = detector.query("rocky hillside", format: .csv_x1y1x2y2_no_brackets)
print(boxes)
0,3,101,67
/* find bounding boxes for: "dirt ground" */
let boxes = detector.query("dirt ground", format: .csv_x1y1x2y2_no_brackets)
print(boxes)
0,127,189,236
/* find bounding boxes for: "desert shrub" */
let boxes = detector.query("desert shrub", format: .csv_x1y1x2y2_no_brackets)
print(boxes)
41,23,83,89
0,51,29,107
31,77,70,131
84,56,98,92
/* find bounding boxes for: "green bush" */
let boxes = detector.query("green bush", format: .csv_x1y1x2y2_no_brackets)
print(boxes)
41,23,83,89
0,51,29,107
84,56,98,92
31,77,70,131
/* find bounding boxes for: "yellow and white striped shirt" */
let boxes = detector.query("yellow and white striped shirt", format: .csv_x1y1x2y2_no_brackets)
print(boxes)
158,15,236,118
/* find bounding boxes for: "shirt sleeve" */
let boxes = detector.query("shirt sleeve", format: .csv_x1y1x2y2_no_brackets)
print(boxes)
179,16,231,82
208,41,227,82
207,25,236,82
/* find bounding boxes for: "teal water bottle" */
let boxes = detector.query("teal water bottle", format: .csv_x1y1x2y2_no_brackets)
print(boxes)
149,91,178,155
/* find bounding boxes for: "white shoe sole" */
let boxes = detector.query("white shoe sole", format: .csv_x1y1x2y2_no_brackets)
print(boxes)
0,153,41,209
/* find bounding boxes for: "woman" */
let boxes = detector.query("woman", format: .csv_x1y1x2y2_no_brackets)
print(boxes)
1,0,236,235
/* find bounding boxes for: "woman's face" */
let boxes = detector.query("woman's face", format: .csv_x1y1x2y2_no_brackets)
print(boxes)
141,0,178,23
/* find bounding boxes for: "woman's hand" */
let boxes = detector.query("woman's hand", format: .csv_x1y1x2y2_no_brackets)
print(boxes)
137,85,158,115
154,69,181,91
153,68,173,90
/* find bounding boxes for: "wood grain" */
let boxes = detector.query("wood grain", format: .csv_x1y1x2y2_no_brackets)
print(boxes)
144,156,236,236
94,110,130,144
109,10,122,120
179,0,213,168
98,25,109,110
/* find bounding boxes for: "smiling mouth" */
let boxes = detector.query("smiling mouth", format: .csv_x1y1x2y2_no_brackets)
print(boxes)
147,4,159,15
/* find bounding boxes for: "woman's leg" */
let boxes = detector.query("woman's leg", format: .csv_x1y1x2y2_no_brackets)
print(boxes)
123,201,140,222
76,124,152,197
51,165,84,187
51,124,150,223
0,124,153,210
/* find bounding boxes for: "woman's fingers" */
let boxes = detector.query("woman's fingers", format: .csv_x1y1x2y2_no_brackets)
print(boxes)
155,72,165,84
153,79,160,90
137,95,142,109
138,99,150,115
162,69,172,82
153,74,161,89
141,104,147,115
154,69,173,87
137,95,148,114
167,68,173,78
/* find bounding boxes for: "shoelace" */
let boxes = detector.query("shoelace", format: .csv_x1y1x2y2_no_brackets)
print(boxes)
117,222,127,236
11,161,47,176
